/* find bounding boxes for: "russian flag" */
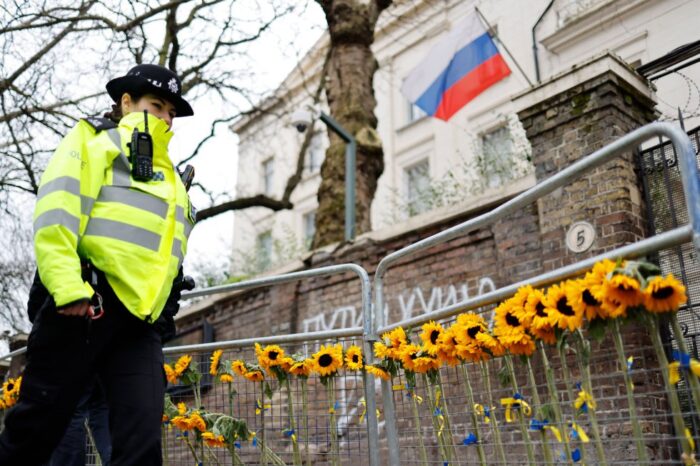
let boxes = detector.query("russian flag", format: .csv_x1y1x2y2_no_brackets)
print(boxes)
401,13,511,121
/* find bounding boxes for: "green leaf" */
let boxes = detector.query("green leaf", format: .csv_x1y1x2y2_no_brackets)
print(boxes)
497,364,511,388
587,318,608,341
264,382,273,400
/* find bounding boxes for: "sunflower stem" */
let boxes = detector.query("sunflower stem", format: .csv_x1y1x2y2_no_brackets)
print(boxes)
573,333,607,466
558,343,588,466
648,315,695,459
459,364,487,466
205,444,223,466
480,361,508,465
301,378,310,466
421,373,450,464
227,382,234,418
525,356,554,465
285,378,302,466
538,341,574,465
260,381,267,466
611,319,649,465
504,355,537,466
436,372,458,461
669,313,700,414
407,380,430,466
183,434,200,464
327,378,340,466
228,443,244,466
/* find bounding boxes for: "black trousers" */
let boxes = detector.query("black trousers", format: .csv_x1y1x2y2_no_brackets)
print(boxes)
0,278,165,466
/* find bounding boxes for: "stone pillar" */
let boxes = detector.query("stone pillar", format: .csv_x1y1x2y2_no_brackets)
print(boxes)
513,53,657,271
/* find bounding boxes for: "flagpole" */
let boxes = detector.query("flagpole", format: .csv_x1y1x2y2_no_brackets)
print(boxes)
474,6,534,87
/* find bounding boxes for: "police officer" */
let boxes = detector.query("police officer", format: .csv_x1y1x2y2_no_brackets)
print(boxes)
0,64,196,466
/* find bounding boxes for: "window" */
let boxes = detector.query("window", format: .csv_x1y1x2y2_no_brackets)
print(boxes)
407,101,427,124
480,126,515,189
303,211,316,248
306,133,324,173
261,158,274,195
256,231,272,270
404,159,431,216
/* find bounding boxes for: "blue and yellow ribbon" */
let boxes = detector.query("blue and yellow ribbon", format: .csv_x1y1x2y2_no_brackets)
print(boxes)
250,431,258,447
358,397,382,424
434,407,446,439
570,423,590,443
474,403,491,424
500,393,532,423
669,351,700,385
255,399,271,415
329,400,340,414
462,433,478,445
530,419,562,442
404,384,423,404
283,427,298,446
574,386,596,414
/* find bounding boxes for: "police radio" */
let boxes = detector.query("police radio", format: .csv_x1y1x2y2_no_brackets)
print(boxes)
129,110,153,181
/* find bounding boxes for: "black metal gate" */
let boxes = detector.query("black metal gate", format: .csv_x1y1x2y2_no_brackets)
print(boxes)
638,124,700,434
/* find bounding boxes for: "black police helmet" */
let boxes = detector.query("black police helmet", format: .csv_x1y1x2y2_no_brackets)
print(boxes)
106,64,193,117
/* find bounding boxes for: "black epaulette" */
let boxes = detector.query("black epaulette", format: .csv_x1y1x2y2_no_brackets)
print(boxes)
82,116,118,133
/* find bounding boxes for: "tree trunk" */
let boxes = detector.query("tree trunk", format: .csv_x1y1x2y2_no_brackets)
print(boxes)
313,0,389,248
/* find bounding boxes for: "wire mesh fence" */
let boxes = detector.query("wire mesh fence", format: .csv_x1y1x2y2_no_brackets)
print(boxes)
161,337,374,466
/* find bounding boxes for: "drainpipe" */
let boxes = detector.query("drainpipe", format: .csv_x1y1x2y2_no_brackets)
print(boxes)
532,0,555,83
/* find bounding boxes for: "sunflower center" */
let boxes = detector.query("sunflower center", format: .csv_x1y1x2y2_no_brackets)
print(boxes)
505,312,520,327
652,286,675,300
430,330,440,344
319,354,333,367
6,383,13,391
556,297,575,316
582,289,601,306
409,352,418,360
269,351,278,360
467,326,481,338
352,354,359,363
535,302,547,317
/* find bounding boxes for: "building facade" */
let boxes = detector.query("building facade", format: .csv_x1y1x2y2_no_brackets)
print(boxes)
231,0,700,273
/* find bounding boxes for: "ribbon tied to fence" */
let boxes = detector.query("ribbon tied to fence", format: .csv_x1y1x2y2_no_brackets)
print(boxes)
669,350,700,385
529,418,562,442
358,397,381,424
255,399,271,415
500,392,532,422
574,384,596,413
462,433,478,445
473,403,491,424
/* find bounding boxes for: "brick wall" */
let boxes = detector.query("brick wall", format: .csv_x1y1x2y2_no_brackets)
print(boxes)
171,56,677,464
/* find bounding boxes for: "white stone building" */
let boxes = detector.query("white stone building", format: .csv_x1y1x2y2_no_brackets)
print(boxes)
231,0,700,274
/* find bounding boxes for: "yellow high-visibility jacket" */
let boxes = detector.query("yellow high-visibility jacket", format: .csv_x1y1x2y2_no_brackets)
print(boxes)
33,112,195,322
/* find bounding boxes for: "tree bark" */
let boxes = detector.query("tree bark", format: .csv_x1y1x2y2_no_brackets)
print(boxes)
312,0,390,248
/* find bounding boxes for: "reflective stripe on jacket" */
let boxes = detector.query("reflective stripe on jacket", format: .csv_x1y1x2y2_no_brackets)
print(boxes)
33,112,194,321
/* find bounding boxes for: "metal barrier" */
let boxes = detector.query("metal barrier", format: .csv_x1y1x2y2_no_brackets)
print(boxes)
167,263,380,466
371,122,700,465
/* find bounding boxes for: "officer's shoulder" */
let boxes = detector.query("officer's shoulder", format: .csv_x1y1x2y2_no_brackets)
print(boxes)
80,116,117,133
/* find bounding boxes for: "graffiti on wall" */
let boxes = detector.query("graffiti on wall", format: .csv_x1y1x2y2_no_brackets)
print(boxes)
301,277,496,333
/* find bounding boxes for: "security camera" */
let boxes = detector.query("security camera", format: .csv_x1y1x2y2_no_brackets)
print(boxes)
290,109,314,133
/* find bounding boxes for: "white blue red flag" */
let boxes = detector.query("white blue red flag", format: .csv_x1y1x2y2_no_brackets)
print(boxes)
401,12,511,121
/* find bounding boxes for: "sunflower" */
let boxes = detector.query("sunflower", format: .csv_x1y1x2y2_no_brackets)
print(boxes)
602,274,644,308
202,432,226,447
1,377,21,407
244,370,264,382
255,343,286,369
173,355,192,376
494,301,526,334
437,329,461,366
289,359,313,377
177,402,187,415
381,327,407,359
170,415,191,431
311,343,344,377
544,282,584,331
164,364,178,384
476,331,505,357
209,349,223,376
643,274,687,313
529,325,557,345
568,278,605,321
220,374,234,383
508,287,534,327
373,342,391,359
496,330,535,356
453,313,488,345
231,360,248,377
345,346,364,371
419,321,445,356
365,365,391,381
524,288,550,329
189,412,207,432
278,356,295,372
399,343,438,373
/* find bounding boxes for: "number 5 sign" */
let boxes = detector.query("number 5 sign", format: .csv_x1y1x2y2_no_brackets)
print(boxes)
566,221,596,253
